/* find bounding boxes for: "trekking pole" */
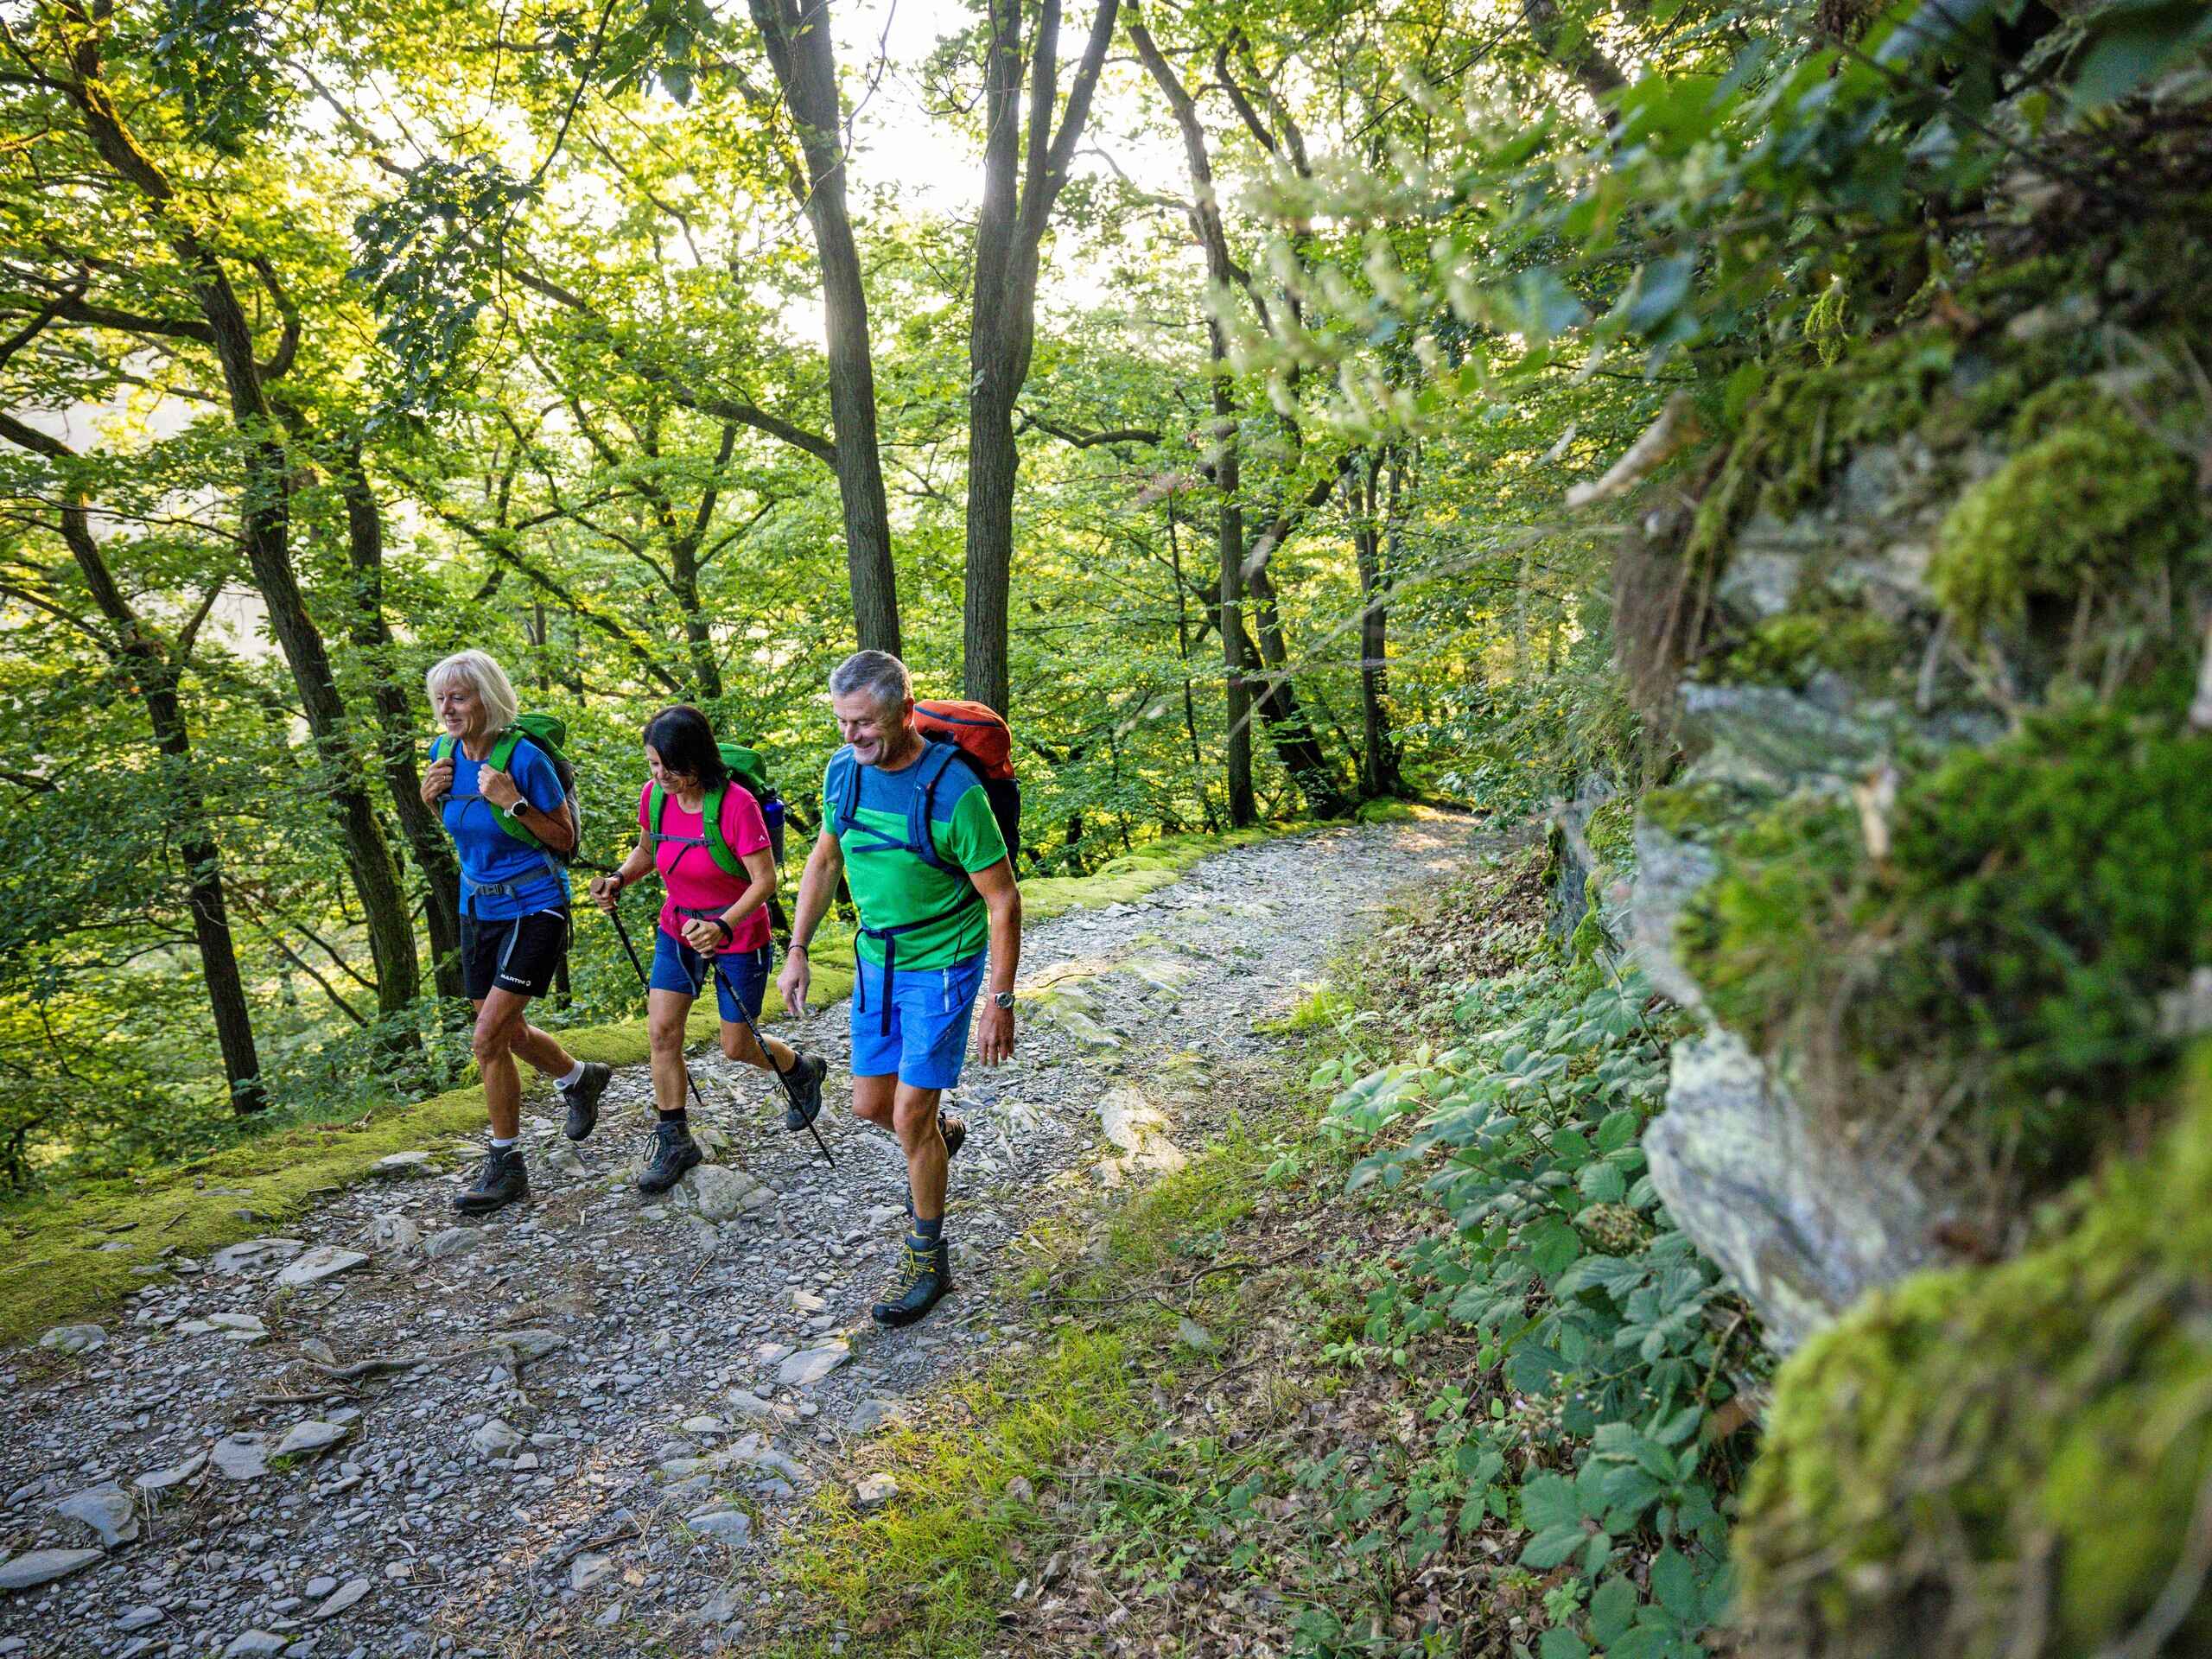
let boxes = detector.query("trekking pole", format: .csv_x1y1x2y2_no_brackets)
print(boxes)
604,904,718,1123
710,954,836,1170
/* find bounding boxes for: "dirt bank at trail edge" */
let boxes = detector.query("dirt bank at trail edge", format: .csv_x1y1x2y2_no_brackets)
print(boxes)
0,817,1473,1659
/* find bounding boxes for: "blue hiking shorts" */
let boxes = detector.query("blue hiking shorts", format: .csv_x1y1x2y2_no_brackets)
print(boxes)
849,950,986,1090
651,930,771,1024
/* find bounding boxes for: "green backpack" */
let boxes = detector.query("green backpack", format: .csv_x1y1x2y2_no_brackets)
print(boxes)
646,741,774,877
431,713,582,863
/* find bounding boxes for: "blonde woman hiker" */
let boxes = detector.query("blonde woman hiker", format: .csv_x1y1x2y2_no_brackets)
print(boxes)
421,650,611,1215
588,704,829,1193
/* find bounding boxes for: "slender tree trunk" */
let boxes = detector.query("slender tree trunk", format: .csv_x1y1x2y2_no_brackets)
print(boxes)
1166,506,1219,831
746,0,902,655
960,0,1122,714
962,376,1021,714
0,412,265,1111
1354,447,1403,798
67,69,422,1040
1216,410,1256,827
341,451,465,998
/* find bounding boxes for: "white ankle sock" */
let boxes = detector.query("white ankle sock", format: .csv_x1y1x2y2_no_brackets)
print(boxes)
556,1060,586,1089
491,1135,517,1150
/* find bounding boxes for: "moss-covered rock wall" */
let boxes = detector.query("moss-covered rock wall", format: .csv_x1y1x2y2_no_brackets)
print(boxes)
1608,90,2212,1656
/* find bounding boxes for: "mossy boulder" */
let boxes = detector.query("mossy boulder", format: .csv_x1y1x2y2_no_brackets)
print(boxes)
1736,1043,2212,1658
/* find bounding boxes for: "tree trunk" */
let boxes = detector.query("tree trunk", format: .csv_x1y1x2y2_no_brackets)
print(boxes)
961,0,1122,714
746,0,902,655
67,69,423,1041
341,451,466,999
1355,447,1404,798
1215,407,1256,828
1165,505,1219,830
0,411,265,1112
962,376,1020,714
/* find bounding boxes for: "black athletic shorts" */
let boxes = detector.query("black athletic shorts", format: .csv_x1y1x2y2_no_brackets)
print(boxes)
461,906,570,1001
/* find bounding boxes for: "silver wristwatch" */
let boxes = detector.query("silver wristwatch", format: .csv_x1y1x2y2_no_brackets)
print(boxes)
992,990,1015,1010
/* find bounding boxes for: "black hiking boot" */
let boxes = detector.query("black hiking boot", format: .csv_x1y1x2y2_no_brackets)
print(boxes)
637,1120,702,1195
783,1054,829,1132
561,1061,613,1142
871,1239,951,1327
905,1111,965,1219
455,1145,527,1215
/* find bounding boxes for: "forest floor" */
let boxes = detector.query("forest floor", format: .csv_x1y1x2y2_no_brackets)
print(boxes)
0,814,1476,1659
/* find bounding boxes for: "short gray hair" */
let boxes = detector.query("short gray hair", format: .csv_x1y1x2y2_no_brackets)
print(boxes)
828,649,911,713
425,649,521,734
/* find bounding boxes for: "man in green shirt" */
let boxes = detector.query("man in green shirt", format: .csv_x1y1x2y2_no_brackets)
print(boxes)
778,650,1023,1325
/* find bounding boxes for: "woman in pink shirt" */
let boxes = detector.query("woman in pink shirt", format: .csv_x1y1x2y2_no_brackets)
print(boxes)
588,706,827,1193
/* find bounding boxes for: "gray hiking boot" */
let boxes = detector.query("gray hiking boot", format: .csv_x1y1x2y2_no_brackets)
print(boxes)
561,1061,612,1141
783,1054,829,1132
637,1120,702,1195
455,1145,527,1215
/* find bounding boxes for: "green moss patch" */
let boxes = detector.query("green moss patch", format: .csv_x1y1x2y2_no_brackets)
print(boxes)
1737,1043,2212,1658
1929,397,2199,639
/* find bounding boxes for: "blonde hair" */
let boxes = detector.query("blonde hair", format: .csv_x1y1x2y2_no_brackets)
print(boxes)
425,650,521,734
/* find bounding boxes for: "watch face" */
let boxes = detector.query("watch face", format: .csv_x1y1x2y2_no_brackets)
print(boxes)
994,991,1016,1009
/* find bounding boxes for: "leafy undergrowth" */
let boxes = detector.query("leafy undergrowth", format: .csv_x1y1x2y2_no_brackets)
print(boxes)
763,839,1763,1658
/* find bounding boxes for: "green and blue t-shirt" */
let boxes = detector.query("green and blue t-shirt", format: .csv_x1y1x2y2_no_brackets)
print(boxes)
824,743,1008,969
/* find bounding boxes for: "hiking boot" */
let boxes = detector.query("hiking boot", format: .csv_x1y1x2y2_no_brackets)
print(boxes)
784,1054,829,1132
871,1239,951,1327
561,1061,612,1141
637,1120,702,1195
455,1146,527,1215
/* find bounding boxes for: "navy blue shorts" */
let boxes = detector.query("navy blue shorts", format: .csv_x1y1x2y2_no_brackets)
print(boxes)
650,930,771,1024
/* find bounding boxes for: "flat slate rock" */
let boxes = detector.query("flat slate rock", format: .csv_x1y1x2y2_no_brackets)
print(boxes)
209,1238,303,1274
210,1434,270,1481
135,1452,207,1491
36,1324,105,1355
0,1548,104,1592
273,1244,370,1287
311,1577,370,1619
53,1481,137,1547
274,1420,350,1458
776,1344,850,1389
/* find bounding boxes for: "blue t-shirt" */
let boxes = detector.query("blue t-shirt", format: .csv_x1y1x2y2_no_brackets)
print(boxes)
434,734,569,919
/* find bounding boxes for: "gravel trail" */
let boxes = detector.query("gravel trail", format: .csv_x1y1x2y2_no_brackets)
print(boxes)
0,817,1472,1658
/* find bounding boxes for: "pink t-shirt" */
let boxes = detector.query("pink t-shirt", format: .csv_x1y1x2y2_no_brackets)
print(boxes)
639,782,772,954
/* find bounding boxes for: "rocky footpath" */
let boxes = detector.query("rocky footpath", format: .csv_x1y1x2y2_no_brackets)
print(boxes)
0,818,1470,1658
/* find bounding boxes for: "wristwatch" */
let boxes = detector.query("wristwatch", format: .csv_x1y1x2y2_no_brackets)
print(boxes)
992,990,1015,1010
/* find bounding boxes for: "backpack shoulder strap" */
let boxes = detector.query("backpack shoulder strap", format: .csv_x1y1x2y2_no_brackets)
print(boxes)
906,741,963,871
646,780,670,838
701,780,743,875
827,747,861,836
